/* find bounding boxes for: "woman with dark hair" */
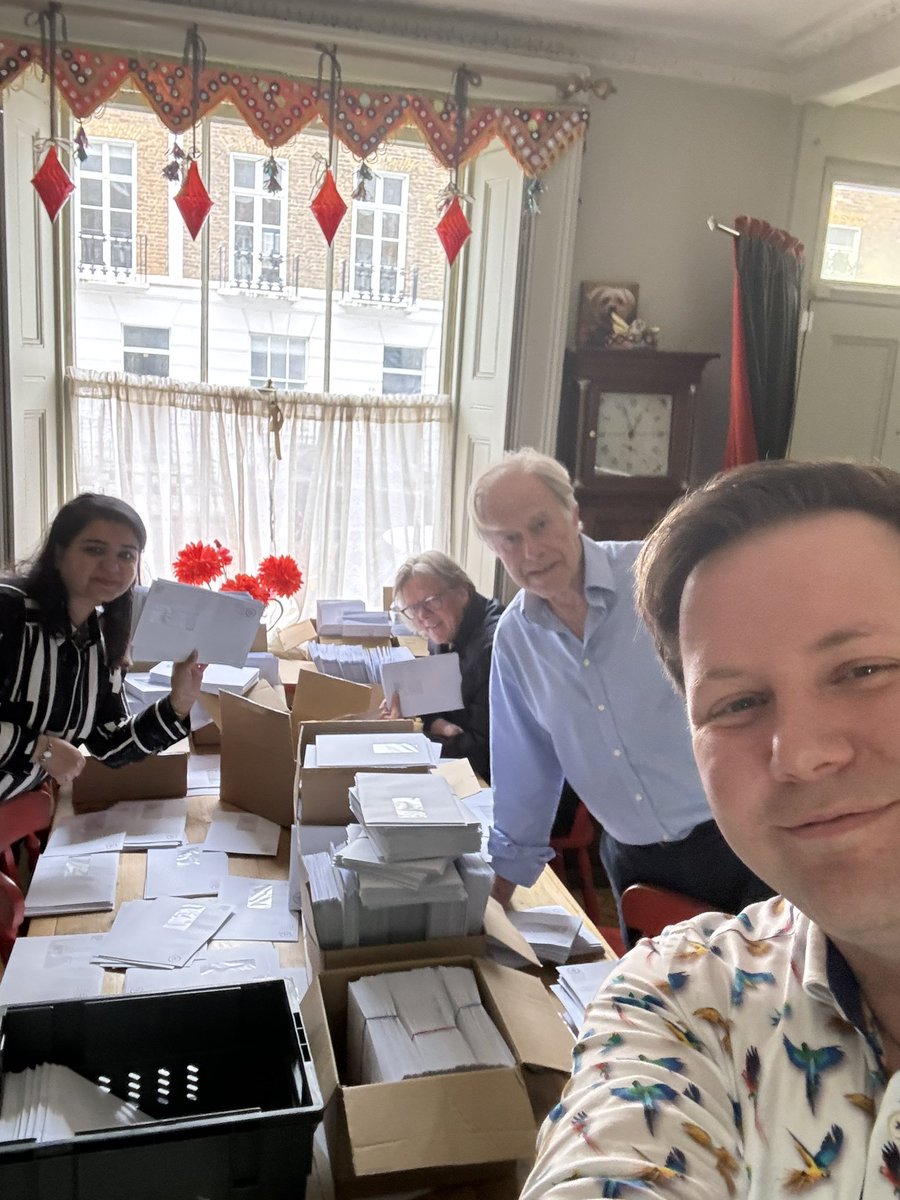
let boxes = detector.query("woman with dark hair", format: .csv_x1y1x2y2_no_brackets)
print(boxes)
0,493,203,802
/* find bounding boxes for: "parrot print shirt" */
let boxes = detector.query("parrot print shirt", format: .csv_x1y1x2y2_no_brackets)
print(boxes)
522,896,900,1198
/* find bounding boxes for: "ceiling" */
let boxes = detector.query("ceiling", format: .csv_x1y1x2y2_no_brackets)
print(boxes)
342,0,900,105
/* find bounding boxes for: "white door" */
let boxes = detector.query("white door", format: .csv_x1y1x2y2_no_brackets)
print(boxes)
791,298,900,469
791,161,900,467
451,145,524,595
3,78,60,558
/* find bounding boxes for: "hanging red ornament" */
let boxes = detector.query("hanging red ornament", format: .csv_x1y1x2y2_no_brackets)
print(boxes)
435,195,472,265
310,168,347,246
31,145,75,223
174,159,213,241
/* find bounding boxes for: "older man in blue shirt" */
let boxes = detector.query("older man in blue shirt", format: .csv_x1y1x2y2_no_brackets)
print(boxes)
469,448,769,940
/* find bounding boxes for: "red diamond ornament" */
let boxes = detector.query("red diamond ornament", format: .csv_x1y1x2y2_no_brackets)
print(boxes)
435,196,472,265
310,169,347,246
175,160,213,241
31,145,75,222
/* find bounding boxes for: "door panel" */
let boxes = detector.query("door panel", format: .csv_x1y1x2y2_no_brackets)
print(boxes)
791,299,900,468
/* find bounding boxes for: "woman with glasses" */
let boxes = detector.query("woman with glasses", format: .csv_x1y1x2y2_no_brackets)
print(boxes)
389,551,501,783
0,493,203,802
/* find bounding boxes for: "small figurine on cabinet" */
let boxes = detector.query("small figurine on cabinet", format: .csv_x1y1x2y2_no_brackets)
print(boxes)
576,280,660,349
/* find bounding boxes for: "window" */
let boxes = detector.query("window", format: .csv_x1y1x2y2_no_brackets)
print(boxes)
250,334,308,390
382,346,424,394
351,172,408,298
230,156,287,290
77,140,136,278
123,326,170,376
822,224,862,281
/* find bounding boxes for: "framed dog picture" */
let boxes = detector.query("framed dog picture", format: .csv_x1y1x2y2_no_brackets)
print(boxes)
576,281,640,349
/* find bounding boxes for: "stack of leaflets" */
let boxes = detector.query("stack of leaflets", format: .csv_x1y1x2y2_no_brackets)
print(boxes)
346,966,514,1084
308,641,413,686
144,846,229,899
93,897,234,969
552,959,618,1031
0,1064,152,1144
149,661,261,696
506,906,585,964
311,733,438,771
0,934,107,1006
350,771,482,861
332,824,450,888
317,599,386,638
24,852,120,917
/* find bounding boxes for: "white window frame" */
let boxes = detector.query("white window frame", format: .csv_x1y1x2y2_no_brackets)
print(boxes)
813,160,900,302
382,345,424,394
249,333,308,391
350,171,409,299
123,325,170,377
229,154,289,291
76,138,137,279
821,223,862,281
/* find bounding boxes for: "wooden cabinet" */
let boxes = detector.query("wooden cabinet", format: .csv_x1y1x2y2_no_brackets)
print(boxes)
556,348,718,541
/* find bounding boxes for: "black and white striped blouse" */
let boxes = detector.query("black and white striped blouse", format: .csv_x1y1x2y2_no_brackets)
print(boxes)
0,584,189,802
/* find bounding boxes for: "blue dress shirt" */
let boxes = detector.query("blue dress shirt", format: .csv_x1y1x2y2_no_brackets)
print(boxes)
488,536,713,887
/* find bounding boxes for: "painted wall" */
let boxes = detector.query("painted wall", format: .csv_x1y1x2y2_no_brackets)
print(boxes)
568,70,801,479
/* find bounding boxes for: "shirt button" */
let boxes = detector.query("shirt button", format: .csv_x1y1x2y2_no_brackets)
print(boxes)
889,1111,900,1138
583,658,590,667
635,793,643,802
597,704,605,712
613,749,621,758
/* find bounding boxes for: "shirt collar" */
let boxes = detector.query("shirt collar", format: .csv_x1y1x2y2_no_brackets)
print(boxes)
799,912,866,1031
521,535,617,627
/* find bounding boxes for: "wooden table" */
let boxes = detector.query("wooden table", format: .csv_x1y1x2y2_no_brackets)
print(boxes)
26,793,304,993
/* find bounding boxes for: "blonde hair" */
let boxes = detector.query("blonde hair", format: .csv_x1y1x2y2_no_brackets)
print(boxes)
392,550,475,605
468,447,577,539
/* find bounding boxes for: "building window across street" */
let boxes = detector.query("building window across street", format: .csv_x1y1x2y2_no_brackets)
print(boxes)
230,156,287,290
250,334,308,390
382,346,424,394
123,326,170,376
77,140,137,278
352,172,408,298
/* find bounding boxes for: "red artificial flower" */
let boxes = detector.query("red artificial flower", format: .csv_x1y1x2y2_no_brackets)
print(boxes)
172,540,228,586
221,573,273,605
256,554,303,598
213,539,233,571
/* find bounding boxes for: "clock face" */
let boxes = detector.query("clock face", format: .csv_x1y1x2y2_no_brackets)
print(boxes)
593,392,673,478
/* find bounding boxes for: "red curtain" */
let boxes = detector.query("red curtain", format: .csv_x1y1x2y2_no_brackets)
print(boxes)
723,216,804,469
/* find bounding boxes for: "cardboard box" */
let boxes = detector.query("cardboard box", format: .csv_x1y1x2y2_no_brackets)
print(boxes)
209,674,395,827
190,721,221,749
296,719,423,825
300,955,571,1199
72,739,190,813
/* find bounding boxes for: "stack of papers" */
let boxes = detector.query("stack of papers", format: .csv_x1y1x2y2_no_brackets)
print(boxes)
346,966,515,1084
552,959,618,1031
308,642,413,686
0,934,107,1006
350,772,482,862
333,825,450,888
380,653,464,718
149,661,261,696
506,906,585,964
215,877,299,942
203,811,281,857
144,846,229,898
123,672,170,711
24,852,120,917
302,851,359,948
0,1064,152,1144
313,733,437,770
94,897,234,969
44,817,125,858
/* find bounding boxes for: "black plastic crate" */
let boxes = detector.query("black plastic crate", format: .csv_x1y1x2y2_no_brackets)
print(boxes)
0,979,323,1200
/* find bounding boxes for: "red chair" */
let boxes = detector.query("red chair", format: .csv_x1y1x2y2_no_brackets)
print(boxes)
549,801,603,928
0,867,25,964
620,882,711,941
0,786,54,889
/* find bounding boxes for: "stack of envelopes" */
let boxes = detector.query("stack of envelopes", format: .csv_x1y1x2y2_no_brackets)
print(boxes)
349,772,482,861
346,965,514,1084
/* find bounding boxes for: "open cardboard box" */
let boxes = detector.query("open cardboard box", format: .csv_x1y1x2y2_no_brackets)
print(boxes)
204,672,399,827
296,718,426,825
72,738,190,812
300,954,572,1200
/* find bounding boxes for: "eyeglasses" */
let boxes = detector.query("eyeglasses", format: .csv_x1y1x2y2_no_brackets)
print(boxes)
391,591,449,622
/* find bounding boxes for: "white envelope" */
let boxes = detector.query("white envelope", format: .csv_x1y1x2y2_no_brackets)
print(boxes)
131,579,264,668
380,652,463,718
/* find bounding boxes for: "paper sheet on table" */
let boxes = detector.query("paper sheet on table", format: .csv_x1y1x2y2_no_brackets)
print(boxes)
216,877,299,941
131,579,264,668
203,810,281,856
380,652,463,718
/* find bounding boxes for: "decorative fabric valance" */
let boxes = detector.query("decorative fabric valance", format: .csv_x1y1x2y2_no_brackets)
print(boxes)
0,36,589,176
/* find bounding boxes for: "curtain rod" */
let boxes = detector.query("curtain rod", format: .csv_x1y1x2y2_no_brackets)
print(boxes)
707,215,739,237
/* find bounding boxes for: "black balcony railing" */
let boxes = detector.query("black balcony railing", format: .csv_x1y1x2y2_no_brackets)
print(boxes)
340,261,418,306
77,233,147,282
219,244,297,294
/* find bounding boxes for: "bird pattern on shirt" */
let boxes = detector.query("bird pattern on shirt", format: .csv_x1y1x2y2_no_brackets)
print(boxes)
520,897,900,1199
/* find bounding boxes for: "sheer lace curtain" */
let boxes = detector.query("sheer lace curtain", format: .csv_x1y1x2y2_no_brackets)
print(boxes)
67,368,452,618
